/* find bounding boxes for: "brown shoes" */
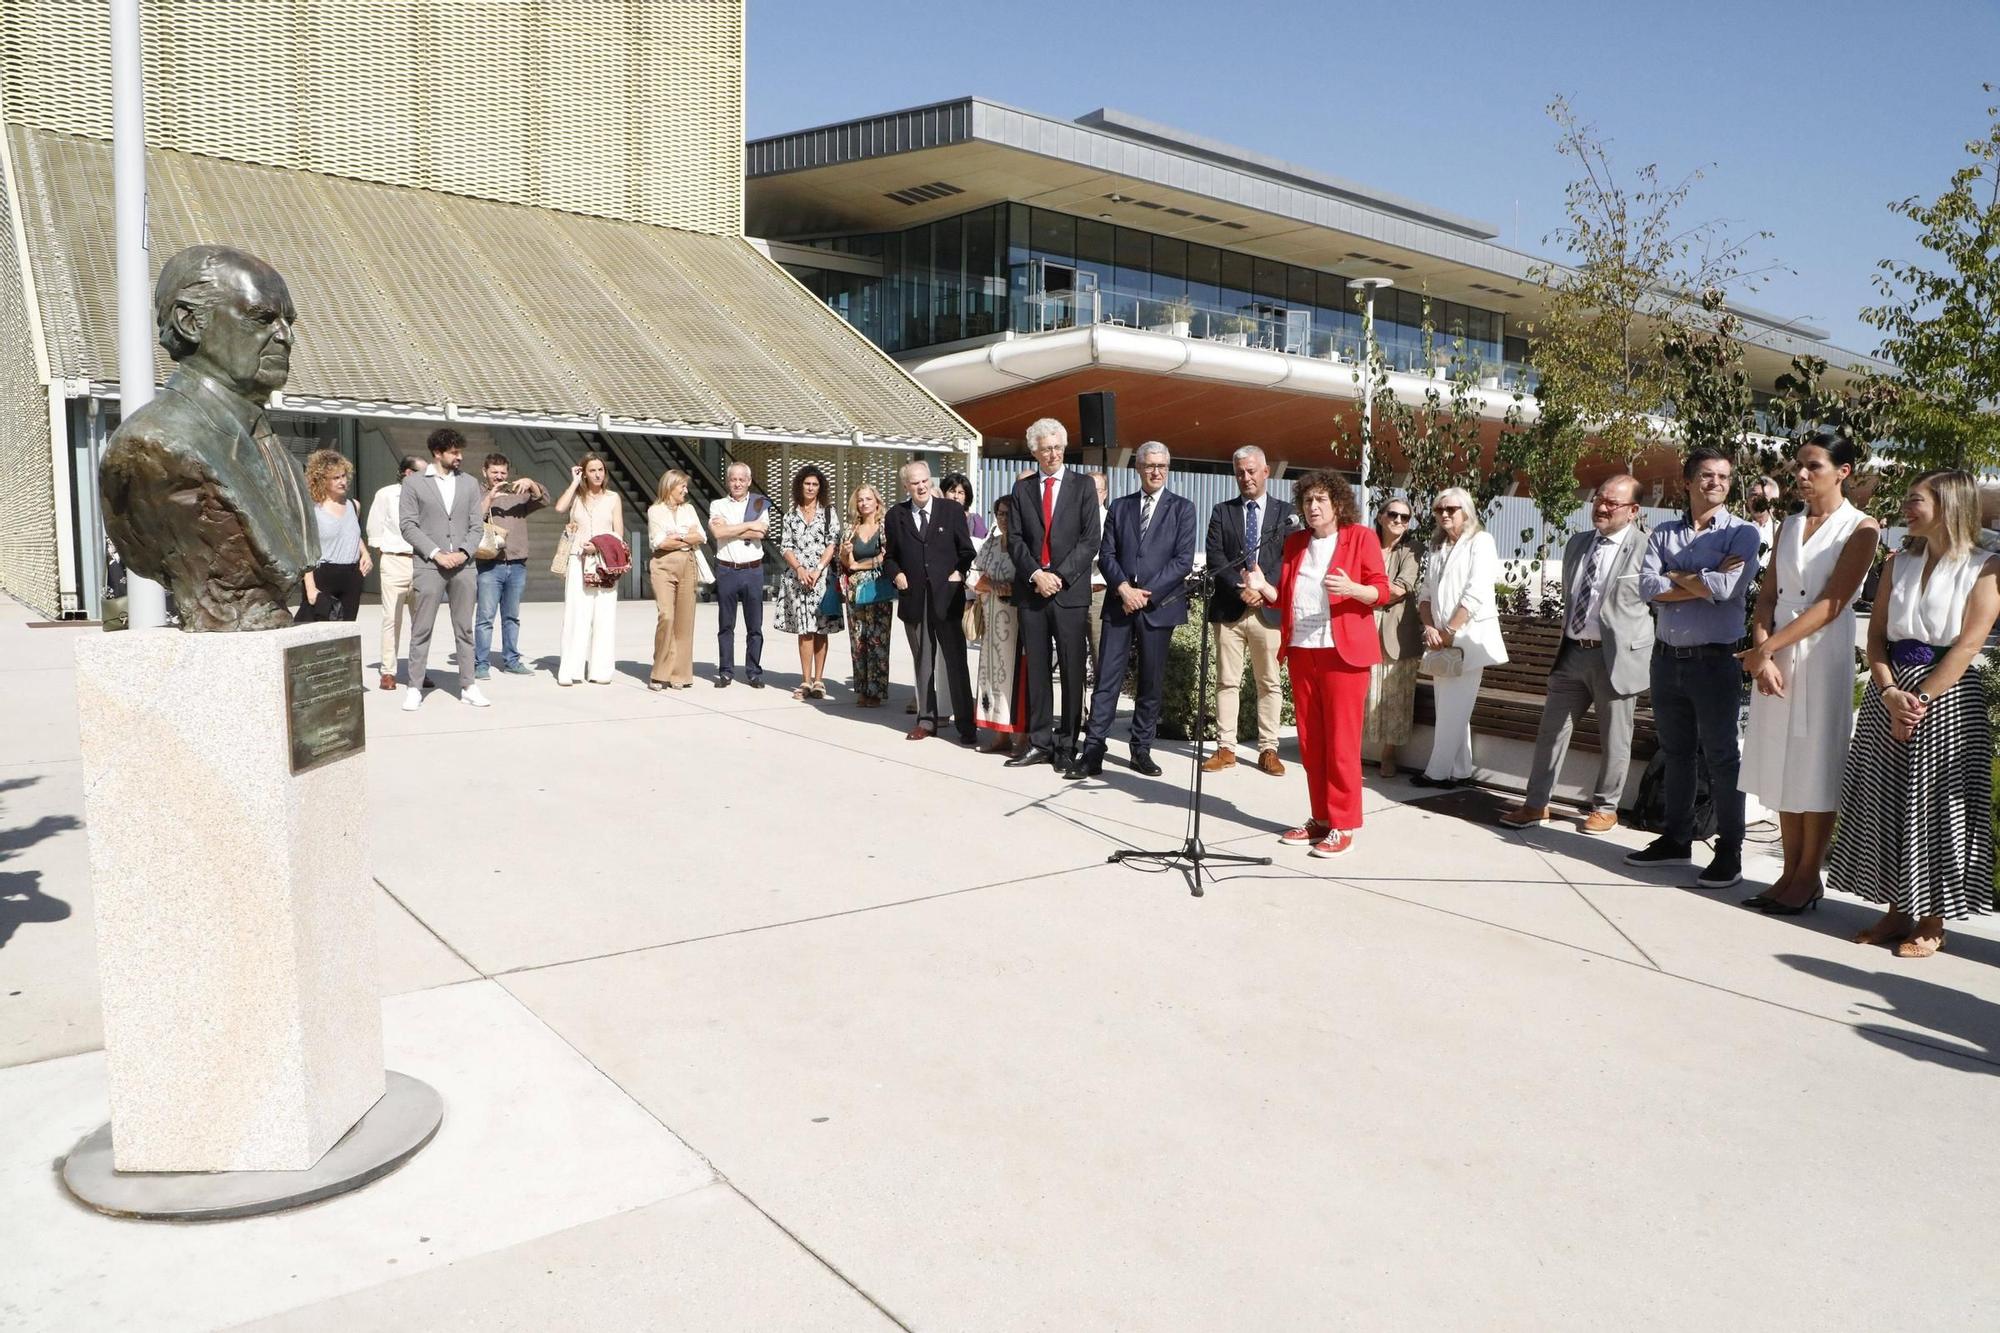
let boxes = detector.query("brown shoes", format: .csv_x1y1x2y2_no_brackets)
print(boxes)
1257,749,1285,777
1498,806,1551,829
1580,809,1619,835
379,673,397,691
1201,746,1236,773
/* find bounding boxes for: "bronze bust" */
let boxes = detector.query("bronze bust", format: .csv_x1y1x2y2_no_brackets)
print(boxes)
100,246,318,631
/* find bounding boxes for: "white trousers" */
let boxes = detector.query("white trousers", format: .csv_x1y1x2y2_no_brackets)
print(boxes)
558,557,619,683
1424,665,1486,780
377,551,414,673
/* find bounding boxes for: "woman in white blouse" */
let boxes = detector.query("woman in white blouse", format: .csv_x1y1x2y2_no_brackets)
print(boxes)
555,452,623,685
1827,470,2000,956
646,469,706,690
1412,487,1508,787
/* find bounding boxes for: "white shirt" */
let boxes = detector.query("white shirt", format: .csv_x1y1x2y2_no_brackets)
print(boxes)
425,464,460,517
1091,501,1109,589
1888,547,1987,645
365,481,411,554
1288,532,1339,648
908,498,934,532
1569,522,1633,642
710,494,766,564
648,500,701,554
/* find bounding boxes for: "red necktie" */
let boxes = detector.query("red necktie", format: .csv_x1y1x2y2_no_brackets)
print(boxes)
1041,475,1056,566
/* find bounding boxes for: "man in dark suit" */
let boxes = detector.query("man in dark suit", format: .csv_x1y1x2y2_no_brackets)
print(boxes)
1006,417,1103,770
1069,443,1198,779
882,460,978,743
1203,445,1296,776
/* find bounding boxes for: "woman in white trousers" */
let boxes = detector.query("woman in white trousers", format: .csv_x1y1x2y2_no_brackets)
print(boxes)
556,453,622,685
1413,487,1508,786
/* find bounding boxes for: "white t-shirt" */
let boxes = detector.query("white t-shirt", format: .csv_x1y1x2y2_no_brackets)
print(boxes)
1288,532,1339,649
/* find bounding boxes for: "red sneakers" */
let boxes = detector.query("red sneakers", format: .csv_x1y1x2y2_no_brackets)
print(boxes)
1279,820,1331,846
1308,829,1354,858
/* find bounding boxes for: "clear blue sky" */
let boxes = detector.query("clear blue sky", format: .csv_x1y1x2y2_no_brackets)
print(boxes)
747,0,1997,356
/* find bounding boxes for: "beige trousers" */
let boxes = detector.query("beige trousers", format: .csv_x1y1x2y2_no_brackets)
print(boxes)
376,551,414,675
649,550,698,685
1213,610,1283,752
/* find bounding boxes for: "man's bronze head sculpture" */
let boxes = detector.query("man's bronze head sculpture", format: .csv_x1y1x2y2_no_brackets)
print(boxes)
100,245,318,632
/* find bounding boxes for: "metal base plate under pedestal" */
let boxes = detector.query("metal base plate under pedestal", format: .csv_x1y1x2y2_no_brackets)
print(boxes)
60,1070,443,1221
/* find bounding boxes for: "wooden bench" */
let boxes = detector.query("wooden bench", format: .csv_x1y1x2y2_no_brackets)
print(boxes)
1413,615,1658,760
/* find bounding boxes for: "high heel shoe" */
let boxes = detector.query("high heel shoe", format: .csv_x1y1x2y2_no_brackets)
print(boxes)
1739,893,1773,909
1758,890,1823,916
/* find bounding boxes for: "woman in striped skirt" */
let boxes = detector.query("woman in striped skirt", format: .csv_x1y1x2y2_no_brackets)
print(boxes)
1827,470,2000,958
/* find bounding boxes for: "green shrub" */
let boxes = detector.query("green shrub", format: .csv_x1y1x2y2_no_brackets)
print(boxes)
1156,597,1295,742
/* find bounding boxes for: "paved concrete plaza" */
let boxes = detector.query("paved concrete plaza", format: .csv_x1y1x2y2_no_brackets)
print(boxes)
3,593,1998,1330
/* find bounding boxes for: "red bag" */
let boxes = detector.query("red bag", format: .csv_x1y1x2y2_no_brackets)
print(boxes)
584,533,630,588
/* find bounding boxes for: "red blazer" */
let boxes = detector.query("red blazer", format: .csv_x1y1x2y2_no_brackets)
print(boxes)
1275,525,1391,669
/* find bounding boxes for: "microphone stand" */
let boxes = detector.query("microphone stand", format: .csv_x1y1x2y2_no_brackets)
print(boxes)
1108,517,1299,897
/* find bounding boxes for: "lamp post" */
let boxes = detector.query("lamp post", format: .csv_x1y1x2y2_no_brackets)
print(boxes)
1351,277,1394,518
111,0,166,629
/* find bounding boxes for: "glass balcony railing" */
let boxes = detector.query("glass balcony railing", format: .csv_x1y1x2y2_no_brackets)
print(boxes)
1009,285,1540,394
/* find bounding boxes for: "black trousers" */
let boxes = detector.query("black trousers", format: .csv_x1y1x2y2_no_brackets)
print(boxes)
298,561,363,622
1082,615,1172,756
903,590,976,740
1020,599,1088,758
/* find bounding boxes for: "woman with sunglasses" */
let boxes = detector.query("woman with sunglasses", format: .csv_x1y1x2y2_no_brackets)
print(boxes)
1412,488,1507,788
1363,499,1424,778
1825,470,1998,956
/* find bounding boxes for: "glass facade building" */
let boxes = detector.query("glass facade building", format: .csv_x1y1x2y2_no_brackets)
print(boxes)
782,202,1528,383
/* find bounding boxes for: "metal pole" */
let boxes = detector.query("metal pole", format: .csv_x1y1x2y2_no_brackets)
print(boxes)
1360,288,1374,517
1351,277,1394,520
111,0,166,628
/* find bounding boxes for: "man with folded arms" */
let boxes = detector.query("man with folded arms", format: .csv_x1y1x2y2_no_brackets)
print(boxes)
1627,448,1761,888
1499,475,1652,835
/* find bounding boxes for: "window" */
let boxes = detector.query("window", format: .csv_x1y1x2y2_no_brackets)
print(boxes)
1219,250,1252,318
933,213,964,343
1030,208,1075,264
964,205,1000,337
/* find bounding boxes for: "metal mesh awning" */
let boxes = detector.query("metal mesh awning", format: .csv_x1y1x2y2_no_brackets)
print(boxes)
8,124,975,448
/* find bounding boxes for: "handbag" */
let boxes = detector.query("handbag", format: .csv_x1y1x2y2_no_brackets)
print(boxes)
475,520,508,561
550,530,571,576
850,570,896,607
1420,645,1466,679
817,575,843,619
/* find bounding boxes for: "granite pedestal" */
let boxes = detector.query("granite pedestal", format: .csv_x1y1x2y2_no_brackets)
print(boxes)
73,622,383,1173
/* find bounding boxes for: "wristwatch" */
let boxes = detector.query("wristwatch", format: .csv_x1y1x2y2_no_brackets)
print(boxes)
1916,689,1934,704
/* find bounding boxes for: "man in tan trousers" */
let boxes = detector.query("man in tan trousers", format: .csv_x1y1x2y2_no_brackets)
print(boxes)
365,452,427,690
1202,445,1294,776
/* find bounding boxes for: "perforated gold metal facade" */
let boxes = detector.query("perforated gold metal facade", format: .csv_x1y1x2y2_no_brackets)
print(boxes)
9,125,974,447
0,0,746,236
0,120,56,616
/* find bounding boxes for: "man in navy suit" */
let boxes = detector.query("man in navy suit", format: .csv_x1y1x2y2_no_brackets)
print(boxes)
1203,445,1296,776
1005,417,1102,770
1068,442,1197,779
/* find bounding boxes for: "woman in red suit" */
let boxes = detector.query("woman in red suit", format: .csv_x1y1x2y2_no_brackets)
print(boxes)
1244,469,1390,858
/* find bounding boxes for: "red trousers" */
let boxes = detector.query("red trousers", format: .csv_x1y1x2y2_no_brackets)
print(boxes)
1288,647,1370,830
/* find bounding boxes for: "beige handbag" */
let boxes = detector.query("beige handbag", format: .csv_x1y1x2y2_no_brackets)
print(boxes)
475,520,508,561
549,530,571,575
1420,646,1466,678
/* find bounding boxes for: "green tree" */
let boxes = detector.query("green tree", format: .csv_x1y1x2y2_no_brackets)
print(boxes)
1861,87,2000,473
1526,96,1772,487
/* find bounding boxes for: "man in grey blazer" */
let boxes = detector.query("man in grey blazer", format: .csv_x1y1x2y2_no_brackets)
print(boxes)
398,428,489,711
1500,474,1653,833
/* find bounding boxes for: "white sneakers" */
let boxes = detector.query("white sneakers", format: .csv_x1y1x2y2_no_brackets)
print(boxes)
402,684,491,710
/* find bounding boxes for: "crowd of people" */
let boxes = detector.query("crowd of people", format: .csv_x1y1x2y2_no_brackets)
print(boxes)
313,422,1995,958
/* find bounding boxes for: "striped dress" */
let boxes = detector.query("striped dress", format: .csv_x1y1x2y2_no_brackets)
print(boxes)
1827,549,1996,919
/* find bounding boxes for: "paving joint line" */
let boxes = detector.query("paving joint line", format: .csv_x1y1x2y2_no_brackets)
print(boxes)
486,982,914,1331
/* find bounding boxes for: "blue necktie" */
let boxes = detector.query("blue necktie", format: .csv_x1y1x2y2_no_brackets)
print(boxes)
1244,500,1259,561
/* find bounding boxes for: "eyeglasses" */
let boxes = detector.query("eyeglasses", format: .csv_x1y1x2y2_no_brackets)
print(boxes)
1433,506,1461,516
1384,512,1412,523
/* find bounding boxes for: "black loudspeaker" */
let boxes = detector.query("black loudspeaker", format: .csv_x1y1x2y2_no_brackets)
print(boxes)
1078,391,1116,449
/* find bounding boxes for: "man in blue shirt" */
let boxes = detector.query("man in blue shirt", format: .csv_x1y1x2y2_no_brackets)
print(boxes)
1626,447,1761,887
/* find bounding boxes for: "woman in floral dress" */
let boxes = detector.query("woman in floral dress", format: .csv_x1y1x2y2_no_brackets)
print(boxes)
840,484,892,707
776,465,842,699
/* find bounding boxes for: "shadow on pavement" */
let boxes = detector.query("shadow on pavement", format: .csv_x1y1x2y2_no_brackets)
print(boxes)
1779,952,2000,1075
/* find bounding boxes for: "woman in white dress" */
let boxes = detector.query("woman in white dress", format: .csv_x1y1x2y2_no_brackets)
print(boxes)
555,452,624,685
1736,435,1880,913
969,496,1023,753
1412,487,1508,787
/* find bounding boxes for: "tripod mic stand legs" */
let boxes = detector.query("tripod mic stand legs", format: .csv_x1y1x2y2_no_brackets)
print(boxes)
1104,567,1274,897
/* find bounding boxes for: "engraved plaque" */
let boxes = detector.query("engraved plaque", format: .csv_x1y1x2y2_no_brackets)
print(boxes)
285,638,366,774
